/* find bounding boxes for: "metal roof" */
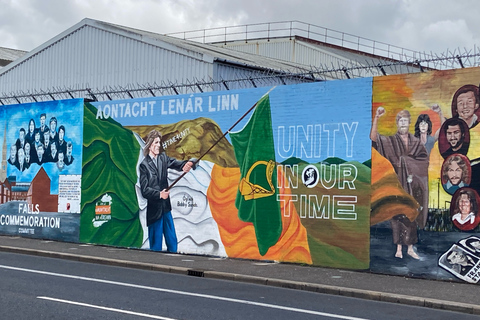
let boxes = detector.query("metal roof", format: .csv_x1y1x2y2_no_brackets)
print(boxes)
210,36,424,77
93,20,314,74
0,46,27,67
0,18,312,78
0,18,318,101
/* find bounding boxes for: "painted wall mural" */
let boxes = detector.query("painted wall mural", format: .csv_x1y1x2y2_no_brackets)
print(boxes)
0,99,83,242
371,68,480,283
4,67,480,284
86,79,373,270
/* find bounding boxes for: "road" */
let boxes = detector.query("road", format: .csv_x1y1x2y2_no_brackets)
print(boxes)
0,251,477,320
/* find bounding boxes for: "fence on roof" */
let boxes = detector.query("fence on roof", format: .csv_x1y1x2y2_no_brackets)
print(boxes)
166,21,431,61
167,20,480,71
0,50,479,105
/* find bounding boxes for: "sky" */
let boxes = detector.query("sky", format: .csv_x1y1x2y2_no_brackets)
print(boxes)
1,0,480,56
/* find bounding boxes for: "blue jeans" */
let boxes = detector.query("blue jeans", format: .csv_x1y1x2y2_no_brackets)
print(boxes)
148,211,177,252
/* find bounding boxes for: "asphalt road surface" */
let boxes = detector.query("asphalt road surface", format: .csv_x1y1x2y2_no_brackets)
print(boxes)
0,252,478,320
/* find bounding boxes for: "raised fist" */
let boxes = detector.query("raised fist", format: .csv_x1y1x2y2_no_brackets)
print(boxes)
431,104,442,113
376,107,385,118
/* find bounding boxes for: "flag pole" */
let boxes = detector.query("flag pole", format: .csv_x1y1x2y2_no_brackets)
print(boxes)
166,86,276,191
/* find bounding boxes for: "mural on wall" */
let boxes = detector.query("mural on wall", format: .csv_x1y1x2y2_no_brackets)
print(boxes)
439,237,480,283
80,103,142,248
0,99,83,242
371,68,480,283
85,79,372,269
4,67,480,282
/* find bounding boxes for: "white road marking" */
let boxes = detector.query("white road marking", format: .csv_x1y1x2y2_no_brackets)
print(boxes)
38,296,177,320
1,264,369,320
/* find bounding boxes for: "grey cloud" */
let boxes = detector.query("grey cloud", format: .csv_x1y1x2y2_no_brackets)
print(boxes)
1,0,480,55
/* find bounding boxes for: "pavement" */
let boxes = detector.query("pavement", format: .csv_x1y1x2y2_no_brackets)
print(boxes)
0,235,479,316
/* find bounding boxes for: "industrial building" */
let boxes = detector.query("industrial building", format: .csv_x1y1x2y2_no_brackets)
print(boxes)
0,46,26,69
0,18,433,105
2,18,480,285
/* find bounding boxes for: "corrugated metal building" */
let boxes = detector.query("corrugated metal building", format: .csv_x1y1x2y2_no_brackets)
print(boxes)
0,19,318,103
0,47,26,68
214,36,419,76
169,21,427,77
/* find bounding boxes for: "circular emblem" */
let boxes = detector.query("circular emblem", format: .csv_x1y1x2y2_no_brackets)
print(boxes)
302,165,319,188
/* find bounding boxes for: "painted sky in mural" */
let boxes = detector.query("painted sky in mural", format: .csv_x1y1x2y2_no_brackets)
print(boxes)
3,99,83,193
0,99,83,242
93,80,372,164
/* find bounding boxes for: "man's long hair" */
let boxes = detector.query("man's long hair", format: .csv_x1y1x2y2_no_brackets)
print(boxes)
442,155,469,183
454,188,478,216
143,130,162,157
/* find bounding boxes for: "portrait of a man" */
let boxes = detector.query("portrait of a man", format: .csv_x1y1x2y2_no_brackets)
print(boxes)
445,249,476,276
16,128,26,150
39,113,47,138
450,188,480,231
36,143,45,165
439,118,470,159
57,151,65,171
49,116,58,143
16,148,28,172
439,244,480,283
442,154,471,194
139,130,194,253
65,142,74,165
57,125,67,155
450,84,480,128
50,142,58,162
24,143,31,166
370,107,429,259
8,144,17,166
